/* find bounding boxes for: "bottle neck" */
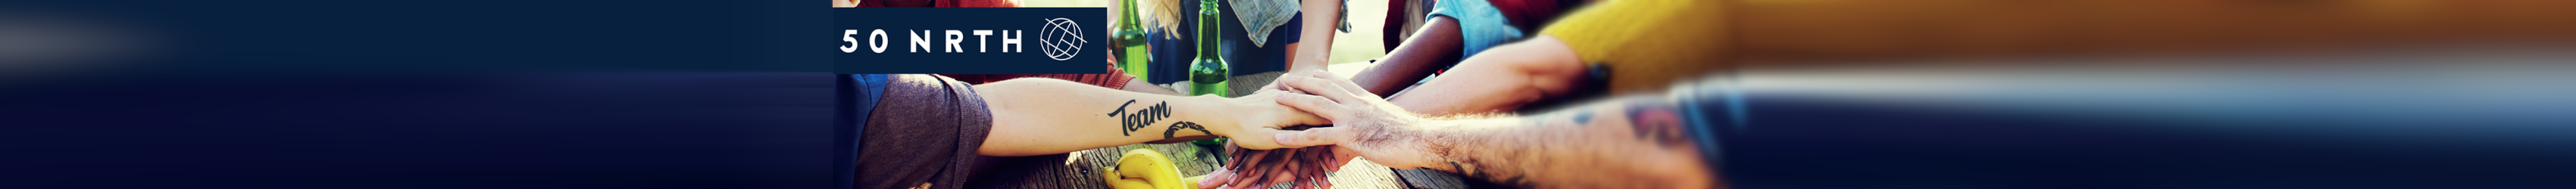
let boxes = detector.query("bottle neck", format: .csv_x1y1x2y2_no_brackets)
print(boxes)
1194,0,1221,60
1117,0,1140,28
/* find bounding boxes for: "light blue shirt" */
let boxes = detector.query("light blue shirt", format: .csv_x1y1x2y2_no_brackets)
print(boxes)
1426,0,1525,57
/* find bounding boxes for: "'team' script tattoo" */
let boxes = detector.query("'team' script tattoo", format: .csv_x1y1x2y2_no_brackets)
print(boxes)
1107,100,1171,136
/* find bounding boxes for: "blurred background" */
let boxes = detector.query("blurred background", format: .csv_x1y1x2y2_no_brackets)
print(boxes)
1025,0,1390,65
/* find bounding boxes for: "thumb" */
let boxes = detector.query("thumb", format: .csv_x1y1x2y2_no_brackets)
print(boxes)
1273,127,1352,147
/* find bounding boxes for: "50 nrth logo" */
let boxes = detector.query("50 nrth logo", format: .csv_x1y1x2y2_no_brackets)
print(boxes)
1038,17,1085,60
839,17,1085,61
839,29,1024,54
832,8,1100,73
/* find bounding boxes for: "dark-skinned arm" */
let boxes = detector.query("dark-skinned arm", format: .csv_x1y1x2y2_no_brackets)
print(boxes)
1350,16,1466,96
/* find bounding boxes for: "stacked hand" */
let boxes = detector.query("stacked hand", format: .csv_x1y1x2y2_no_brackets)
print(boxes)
1198,140,1346,189
1199,70,1351,189
1199,72,1443,189
1217,90,1336,150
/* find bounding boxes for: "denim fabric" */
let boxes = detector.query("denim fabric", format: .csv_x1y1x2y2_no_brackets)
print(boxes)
1230,0,1301,47
1427,0,1527,58
1229,0,1348,47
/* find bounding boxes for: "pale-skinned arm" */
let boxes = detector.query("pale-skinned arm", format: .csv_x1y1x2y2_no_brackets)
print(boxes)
1269,73,1718,188
974,78,1327,156
1281,0,1343,73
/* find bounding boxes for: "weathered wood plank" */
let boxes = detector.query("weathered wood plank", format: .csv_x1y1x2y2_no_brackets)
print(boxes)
966,70,1424,189
970,143,1410,189
1391,168,1471,189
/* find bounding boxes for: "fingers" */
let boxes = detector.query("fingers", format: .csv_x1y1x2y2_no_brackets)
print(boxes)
1268,163,1299,188
1274,93,1346,119
1264,148,1304,189
1315,176,1335,189
1305,146,1334,172
1279,76,1365,106
1232,128,1315,150
1199,168,1234,189
1220,143,1258,189
1230,147,1268,169
1225,164,1263,189
1240,147,1291,188
1272,127,1352,147
1292,175,1315,189
1291,147,1325,189
1303,167,1331,189
1214,139,1350,189
1260,80,1294,94
1288,150,1329,189
1265,147,1298,175
1265,71,1327,94
1279,107,1333,128
1302,73,1382,100
1224,141,1249,168
1282,147,1332,189
1249,166,1281,189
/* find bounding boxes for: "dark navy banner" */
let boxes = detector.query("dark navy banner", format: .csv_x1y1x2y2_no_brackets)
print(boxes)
834,8,1107,74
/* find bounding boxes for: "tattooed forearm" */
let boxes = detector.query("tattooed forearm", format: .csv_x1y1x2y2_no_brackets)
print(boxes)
1414,95,1708,188
1570,108,1598,124
1164,122,1211,138
1108,101,1171,136
1108,100,1136,116
1432,122,1539,188
1624,98,1691,147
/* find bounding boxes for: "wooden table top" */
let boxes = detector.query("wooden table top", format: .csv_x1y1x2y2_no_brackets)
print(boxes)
967,70,1481,189
964,142,1461,189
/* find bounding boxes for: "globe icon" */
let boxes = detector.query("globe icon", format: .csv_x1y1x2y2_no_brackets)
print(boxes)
1039,18,1086,60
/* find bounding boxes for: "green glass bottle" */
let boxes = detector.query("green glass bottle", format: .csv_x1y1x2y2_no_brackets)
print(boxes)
1113,0,1149,81
1186,0,1230,97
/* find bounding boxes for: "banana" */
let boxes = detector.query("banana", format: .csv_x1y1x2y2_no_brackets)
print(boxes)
1103,148,1196,189
1102,166,1132,187
1182,175,1205,188
1108,178,1157,189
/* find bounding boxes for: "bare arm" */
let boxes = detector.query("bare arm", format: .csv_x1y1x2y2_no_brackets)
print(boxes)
1283,0,1343,73
1119,77,1184,96
974,78,1324,156
1383,36,1590,116
1350,16,1465,96
1124,78,1211,144
1393,98,1713,188
1269,73,1715,188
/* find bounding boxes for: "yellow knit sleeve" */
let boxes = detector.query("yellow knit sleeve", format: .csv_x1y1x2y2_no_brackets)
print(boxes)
1537,0,1735,94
